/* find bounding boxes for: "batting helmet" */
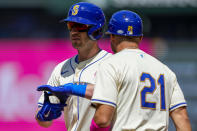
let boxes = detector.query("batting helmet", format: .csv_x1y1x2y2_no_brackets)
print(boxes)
106,10,143,36
64,2,106,40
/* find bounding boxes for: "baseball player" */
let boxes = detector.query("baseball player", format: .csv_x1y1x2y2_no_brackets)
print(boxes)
90,10,192,131
35,2,112,131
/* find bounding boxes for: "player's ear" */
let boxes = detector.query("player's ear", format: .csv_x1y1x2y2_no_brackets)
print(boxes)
110,34,114,43
140,36,143,41
110,34,115,41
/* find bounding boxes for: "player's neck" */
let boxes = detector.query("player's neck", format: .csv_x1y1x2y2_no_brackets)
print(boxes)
77,43,101,62
117,41,139,52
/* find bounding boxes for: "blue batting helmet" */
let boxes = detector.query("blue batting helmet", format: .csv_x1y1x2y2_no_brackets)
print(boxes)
64,2,106,40
106,10,143,36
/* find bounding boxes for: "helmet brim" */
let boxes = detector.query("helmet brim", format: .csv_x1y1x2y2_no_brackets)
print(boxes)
105,31,111,35
105,30,143,36
63,16,97,26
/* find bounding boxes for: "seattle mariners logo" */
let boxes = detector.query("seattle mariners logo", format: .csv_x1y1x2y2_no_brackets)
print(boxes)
127,26,133,35
72,5,80,16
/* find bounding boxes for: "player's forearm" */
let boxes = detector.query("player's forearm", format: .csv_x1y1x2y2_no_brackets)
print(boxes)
64,83,94,99
170,107,192,131
174,117,191,131
84,84,94,99
93,104,115,127
37,83,95,99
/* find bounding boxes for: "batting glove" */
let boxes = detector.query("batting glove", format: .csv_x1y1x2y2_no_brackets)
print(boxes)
36,91,67,121
37,83,87,97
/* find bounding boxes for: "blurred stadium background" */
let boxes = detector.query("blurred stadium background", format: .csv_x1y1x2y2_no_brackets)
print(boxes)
0,0,196,130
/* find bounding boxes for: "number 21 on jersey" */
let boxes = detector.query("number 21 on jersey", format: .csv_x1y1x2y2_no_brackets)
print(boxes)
140,73,166,110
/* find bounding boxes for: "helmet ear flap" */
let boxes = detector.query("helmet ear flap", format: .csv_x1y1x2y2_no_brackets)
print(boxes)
88,25,104,40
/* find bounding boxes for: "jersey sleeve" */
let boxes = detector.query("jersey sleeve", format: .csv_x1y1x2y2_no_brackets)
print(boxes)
169,72,187,111
91,61,118,108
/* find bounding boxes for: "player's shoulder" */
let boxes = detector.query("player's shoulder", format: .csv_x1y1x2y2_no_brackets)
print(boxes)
93,50,112,62
98,50,112,57
162,64,176,78
145,52,177,78
99,49,127,63
53,56,77,71
97,52,117,67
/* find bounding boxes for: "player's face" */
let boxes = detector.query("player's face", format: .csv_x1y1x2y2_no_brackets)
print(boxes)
67,22,91,49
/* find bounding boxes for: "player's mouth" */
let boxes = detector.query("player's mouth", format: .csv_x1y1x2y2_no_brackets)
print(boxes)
71,34,80,40
71,37,80,40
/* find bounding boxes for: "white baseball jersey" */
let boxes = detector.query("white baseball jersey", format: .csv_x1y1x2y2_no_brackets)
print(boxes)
38,50,111,131
91,49,187,131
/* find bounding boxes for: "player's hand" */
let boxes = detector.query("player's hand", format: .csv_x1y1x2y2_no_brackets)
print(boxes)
37,84,73,94
36,92,66,121
37,83,87,97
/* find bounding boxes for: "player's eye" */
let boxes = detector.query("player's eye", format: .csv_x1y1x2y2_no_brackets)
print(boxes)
67,22,90,32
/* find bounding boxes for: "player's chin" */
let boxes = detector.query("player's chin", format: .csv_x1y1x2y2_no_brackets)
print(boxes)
72,41,82,49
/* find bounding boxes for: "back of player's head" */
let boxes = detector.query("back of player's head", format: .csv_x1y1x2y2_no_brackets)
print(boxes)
64,2,106,40
106,10,143,37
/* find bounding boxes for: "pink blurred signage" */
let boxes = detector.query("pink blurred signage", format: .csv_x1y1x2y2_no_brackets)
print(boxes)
0,38,153,130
